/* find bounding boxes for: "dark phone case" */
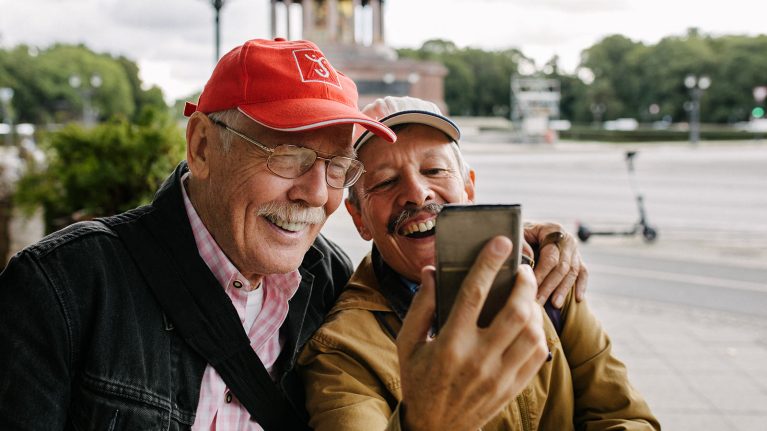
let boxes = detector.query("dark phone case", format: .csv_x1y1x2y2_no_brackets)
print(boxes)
435,204,522,331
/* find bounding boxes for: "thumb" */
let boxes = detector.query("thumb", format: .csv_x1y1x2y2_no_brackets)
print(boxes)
397,266,437,361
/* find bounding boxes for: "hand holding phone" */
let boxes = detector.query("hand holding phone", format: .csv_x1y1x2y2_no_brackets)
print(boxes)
435,204,522,330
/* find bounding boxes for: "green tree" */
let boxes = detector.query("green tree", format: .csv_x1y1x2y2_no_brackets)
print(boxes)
706,35,767,123
398,40,528,116
0,43,168,125
638,30,717,123
543,56,590,123
116,55,169,122
15,108,185,232
579,34,644,120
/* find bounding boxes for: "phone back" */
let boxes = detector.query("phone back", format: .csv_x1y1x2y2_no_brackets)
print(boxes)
435,204,522,330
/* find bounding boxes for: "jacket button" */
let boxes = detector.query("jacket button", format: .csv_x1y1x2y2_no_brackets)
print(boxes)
225,391,233,403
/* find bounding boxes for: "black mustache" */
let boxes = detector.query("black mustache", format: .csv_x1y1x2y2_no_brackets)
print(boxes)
387,203,444,234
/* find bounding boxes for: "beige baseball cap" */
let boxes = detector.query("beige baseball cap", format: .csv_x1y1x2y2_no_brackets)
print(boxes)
352,96,461,151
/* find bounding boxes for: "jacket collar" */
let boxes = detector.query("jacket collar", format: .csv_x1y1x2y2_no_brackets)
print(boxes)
330,246,415,320
370,246,416,321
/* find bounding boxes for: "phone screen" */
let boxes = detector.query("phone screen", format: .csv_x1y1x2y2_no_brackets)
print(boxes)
434,204,522,331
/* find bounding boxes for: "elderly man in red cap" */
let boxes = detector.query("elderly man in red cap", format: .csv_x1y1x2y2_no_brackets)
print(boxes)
0,40,583,430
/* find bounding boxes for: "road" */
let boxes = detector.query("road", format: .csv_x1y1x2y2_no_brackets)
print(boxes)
323,139,767,316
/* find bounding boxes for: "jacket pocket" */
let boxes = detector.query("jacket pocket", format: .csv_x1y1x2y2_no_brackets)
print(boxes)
69,374,172,430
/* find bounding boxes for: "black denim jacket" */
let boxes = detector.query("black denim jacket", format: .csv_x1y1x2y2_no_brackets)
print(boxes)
0,162,353,430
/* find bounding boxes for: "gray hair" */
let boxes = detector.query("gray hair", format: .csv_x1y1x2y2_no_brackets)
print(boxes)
347,128,471,210
207,109,242,153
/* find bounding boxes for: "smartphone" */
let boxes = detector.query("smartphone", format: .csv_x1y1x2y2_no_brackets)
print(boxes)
434,204,522,331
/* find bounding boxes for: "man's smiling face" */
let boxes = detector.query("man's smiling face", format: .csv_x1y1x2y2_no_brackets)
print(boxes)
347,124,475,282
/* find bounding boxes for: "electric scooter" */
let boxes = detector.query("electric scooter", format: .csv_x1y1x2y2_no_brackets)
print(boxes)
576,150,658,243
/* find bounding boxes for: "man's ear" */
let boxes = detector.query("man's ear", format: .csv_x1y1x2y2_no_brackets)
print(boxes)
345,199,373,241
185,112,214,179
465,168,476,203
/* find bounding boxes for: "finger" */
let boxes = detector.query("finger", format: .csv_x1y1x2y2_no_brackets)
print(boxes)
533,231,569,287
575,263,589,302
534,245,562,303
501,334,548,394
551,268,578,308
397,266,437,361
486,264,537,345
522,222,541,246
442,236,512,335
499,303,547,384
521,240,534,261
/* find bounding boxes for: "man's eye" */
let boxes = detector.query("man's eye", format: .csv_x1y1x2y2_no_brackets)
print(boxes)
368,178,396,192
423,168,449,176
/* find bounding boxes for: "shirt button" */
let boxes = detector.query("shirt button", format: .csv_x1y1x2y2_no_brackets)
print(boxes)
225,391,233,403
232,280,243,289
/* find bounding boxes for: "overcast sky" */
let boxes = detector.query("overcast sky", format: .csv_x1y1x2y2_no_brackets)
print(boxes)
1,0,765,103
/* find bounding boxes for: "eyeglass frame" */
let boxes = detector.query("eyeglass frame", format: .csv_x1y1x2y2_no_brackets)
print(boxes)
208,117,365,189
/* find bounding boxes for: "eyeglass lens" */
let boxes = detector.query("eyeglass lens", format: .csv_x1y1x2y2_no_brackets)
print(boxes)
267,145,362,188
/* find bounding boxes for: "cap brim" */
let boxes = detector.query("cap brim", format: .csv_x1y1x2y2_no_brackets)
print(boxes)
238,99,396,143
354,110,461,150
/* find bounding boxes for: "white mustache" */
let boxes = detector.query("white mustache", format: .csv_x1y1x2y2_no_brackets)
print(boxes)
256,201,326,225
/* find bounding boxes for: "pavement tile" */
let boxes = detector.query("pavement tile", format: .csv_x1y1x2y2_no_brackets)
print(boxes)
589,292,767,431
687,374,767,412
654,411,734,430
728,414,767,431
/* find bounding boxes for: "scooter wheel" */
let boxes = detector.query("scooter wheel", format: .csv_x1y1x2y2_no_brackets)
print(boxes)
642,226,658,242
577,224,591,242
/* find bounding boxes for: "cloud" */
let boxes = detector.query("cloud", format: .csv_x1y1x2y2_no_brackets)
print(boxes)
101,0,209,31
457,0,629,13
512,0,629,13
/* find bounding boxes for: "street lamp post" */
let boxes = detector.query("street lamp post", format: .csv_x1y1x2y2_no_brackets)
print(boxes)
69,74,102,128
684,74,711,146
590,102,606,129
0,87,13,146
211,0,226,62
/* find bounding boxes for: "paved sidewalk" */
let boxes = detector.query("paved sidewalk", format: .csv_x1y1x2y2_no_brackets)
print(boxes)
589,293,767,430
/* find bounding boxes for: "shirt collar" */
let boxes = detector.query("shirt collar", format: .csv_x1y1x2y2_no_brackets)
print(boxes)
179,172,300,298
371,246,418,321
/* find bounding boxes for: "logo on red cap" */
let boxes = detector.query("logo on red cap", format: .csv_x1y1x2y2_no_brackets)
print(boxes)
292,49,342,88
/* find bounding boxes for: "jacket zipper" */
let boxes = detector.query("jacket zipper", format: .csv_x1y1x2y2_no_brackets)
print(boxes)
517,393,532,431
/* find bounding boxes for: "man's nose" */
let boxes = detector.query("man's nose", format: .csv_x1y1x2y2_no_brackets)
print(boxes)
397,173,434,207
287,158,329,207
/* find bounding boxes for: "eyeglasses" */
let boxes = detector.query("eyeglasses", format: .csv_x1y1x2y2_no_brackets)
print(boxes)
210,119,365,189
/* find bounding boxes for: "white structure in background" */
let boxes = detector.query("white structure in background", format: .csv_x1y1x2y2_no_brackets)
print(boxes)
604,118,639,131
510,77,562,143
0,124,45,267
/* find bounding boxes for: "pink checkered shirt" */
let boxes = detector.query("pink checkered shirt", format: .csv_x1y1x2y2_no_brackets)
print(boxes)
181,173,301,430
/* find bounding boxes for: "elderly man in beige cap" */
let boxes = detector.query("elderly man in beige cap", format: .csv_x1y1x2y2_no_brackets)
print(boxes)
298,96,659,431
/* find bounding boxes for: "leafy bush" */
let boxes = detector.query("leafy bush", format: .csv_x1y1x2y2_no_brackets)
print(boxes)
15,108,185,232
560,126,757,142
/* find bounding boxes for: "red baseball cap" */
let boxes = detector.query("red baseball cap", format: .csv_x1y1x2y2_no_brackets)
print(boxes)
184,38,396,142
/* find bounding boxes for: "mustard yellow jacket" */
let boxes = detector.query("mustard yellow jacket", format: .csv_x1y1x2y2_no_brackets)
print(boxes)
297,254,660,431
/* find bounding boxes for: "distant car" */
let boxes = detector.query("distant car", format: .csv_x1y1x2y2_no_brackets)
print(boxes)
549,119,572,131
15,123,35,136
604,118,639,131
748,119,767,133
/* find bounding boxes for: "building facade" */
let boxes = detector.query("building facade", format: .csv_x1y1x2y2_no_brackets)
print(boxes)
269,0,448,111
